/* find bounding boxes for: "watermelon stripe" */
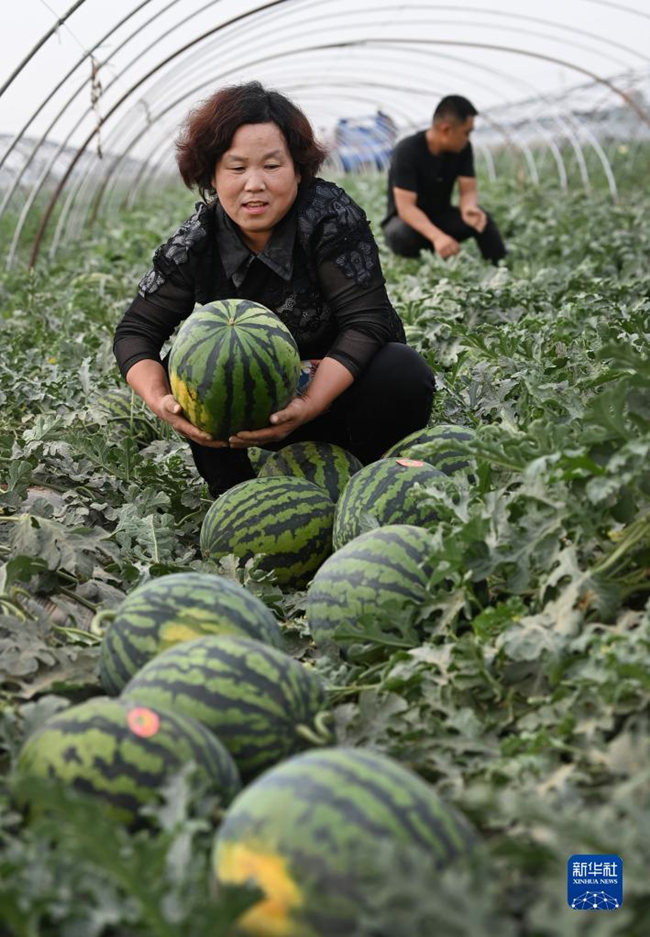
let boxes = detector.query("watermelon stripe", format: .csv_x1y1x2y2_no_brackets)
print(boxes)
230,328,254,433
312,560,425,592
129,585,267,623
318,749,471,855
101,627,147,691
222,328,240,435
310,568,423,600
234,328,286,428
26,711,212,776
246,446,273,473
70,778,143,815
176,331,218,377
322,548,428,585
203,486,330,537
246,752,458,857
200,328,230,398
204,535,328,567
129,668,289,722
203,515,328,553
234,299,257,315
130,682,288,725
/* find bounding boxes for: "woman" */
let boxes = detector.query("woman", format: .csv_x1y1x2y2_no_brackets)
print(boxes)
114,82,435,497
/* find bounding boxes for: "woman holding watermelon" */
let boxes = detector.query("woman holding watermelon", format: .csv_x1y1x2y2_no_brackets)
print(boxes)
114,82,435,497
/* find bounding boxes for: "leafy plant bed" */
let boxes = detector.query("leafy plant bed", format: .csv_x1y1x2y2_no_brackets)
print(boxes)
1,172,650,935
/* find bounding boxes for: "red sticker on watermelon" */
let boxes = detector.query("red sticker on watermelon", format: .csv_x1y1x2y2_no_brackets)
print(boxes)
396,459,424,467
127,707,160,738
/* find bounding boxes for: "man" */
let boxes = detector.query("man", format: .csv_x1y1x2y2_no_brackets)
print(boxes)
382,95,506,263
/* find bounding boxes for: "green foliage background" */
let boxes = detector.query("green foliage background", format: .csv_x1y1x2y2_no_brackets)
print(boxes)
1,158,650,935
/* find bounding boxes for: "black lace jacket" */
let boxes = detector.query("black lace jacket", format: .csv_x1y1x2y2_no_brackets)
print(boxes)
113,178,406,380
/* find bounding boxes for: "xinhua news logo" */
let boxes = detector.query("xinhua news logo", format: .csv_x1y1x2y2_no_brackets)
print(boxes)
567,854,623,910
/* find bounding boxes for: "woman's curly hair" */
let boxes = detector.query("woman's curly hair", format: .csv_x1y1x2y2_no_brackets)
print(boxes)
176,81,328,200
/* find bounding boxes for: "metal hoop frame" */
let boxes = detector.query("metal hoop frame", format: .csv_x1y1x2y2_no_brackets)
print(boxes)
1,0,648,266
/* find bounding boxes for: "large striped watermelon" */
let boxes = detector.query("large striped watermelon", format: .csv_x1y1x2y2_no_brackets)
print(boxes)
168,299,301,440
258,441,362,504
123,635,330,779
99,572,282,696
14,697,240,825
212,746,477,936
200,477,334,589
384,423,475,475
306,524,435,647
333,458,443,550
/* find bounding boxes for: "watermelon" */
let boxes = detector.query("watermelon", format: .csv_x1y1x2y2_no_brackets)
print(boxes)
248,446,274,474
168,299,301,440
258,441,362,503
14,697,240,825
200,477,334,589
212,746,477,936
384,423,475,475
306,524,435,647
94,388,160,446
332,458,443,550
123,635,330,779
98,572,282,696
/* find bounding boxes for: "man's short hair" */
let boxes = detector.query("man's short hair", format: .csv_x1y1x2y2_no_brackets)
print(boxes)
433,95,478,125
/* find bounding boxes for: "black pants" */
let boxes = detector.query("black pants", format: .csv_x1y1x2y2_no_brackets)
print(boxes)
189,342,436,498
383,207,506,263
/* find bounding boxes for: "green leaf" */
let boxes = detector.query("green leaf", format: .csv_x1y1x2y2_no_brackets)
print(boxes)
8,514,116,579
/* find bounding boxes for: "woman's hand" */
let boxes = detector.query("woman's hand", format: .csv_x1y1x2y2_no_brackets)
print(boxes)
228,395,317,448
125,359,227,449
153,393,228,448
230,356,355,448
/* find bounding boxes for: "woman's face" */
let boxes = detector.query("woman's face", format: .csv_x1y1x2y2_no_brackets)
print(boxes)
213,122,301,252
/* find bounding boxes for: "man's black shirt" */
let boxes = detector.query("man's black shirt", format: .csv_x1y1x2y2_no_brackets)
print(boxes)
383,131,475,225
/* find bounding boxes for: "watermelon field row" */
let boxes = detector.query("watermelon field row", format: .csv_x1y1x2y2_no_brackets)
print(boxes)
1,167,650,936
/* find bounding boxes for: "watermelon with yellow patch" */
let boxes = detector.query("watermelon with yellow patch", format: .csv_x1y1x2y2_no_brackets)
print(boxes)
212,747,477,936
168,299,301,440
98,572,283,695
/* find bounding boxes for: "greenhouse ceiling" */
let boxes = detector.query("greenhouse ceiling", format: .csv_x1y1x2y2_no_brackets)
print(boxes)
1,0,649,265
